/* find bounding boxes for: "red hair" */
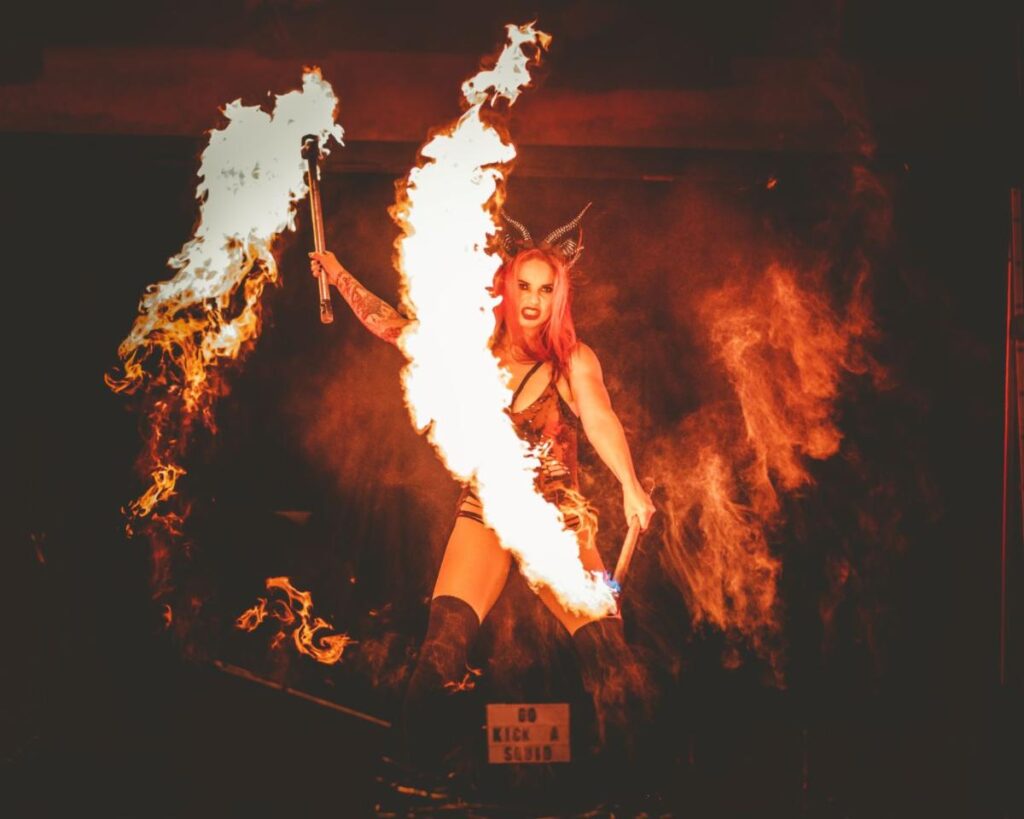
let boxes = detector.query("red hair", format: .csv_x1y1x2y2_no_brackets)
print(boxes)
493,248,578,376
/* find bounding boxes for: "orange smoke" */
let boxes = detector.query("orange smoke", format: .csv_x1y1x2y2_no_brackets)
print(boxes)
708,264,874,512
652,263,880,663
237,577,353,665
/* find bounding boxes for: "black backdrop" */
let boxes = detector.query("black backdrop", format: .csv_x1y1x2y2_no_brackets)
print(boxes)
2,3,1021,814
2,128,1016,815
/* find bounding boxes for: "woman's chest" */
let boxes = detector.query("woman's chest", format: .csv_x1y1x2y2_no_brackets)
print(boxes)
499,358,577,416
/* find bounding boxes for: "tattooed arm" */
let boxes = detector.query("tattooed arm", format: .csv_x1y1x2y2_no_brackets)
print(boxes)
310,250,411,346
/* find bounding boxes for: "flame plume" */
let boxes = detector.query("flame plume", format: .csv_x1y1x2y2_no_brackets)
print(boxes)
652,264,878,661
391,24,616,618
107,70,342,595
708,265,871,507
237,577,353,665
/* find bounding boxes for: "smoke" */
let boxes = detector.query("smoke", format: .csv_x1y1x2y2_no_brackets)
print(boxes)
496,63,898,681
285,329,457,605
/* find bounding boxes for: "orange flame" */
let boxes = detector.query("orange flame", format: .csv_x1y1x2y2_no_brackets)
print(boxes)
237,577,353,665
391,23,616,618
108,70,343,618
236,597,268,631
108,71,341,525
128,463,186,523
653,264,879,663
444,664,483,693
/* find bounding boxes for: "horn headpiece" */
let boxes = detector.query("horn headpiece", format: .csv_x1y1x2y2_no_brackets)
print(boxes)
498,202,592,268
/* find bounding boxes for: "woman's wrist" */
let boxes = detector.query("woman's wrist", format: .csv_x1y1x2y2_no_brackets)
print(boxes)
327,265,347,288
621,475,644,494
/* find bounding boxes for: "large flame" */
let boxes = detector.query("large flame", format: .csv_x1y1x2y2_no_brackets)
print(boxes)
391,24,616,618
107,70,343,595
652,264,878,661
237,577,353,665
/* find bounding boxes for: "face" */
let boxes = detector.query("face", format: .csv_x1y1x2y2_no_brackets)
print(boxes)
513,257,556,331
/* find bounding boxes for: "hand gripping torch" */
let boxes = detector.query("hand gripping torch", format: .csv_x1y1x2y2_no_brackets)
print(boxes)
301,135,334,324
612,517,642,588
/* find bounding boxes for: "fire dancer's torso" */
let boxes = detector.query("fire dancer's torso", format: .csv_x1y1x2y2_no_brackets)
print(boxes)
455,357,583,528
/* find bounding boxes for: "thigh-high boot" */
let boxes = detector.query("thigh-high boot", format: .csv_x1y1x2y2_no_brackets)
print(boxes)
401,595,481,770
571,616,651,761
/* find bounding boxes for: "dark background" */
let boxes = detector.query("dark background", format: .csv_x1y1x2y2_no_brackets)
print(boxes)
2,2,1021,816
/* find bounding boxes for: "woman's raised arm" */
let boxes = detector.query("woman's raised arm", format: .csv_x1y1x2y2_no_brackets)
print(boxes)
310,250,411,346
567,342,656,531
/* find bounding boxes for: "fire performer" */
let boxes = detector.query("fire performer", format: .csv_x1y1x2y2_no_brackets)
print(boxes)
310,207,655,765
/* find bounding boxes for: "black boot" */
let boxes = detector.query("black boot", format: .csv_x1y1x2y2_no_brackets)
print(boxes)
401,595,481,770
571,617,651,760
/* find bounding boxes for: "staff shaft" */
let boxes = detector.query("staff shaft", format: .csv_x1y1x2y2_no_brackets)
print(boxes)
302,135,334,324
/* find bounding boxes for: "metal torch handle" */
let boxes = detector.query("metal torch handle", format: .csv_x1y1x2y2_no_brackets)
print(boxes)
612,517,642,588
302,135,334,325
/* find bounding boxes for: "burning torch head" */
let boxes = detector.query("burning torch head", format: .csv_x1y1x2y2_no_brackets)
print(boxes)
300,134,321,162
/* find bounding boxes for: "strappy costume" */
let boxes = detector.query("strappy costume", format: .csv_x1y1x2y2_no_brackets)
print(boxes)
456,360,587,531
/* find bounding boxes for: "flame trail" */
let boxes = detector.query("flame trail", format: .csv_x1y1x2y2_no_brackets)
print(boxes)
237,577,353,665
107,70,342,596
391,24,616,618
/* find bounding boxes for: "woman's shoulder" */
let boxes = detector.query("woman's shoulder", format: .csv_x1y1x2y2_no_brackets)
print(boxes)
566,341,601,374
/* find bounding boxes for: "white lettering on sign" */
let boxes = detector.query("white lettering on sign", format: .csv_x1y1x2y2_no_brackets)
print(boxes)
486,703,570,764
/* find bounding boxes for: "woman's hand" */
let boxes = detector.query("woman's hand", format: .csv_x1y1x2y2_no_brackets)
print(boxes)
309,250,346,288
622,480,656,532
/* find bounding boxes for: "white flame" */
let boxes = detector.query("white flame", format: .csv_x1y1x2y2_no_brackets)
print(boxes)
115,69,342,394
396,24,616,617
110,69,343,518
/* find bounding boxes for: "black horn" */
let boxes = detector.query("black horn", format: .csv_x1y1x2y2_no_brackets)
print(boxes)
541,202,591,266
541,202,591,249
500,211,534,256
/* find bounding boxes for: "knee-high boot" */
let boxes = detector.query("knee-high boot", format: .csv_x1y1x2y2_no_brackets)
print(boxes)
401,595,481,769
571,616,651,756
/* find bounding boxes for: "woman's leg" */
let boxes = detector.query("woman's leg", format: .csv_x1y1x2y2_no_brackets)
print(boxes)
432,516,512,622
534,540,649,754
532,537,613,635
402,517,512,768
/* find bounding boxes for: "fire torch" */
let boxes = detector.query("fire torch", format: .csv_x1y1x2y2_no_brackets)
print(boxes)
302,135,334,324
613,517,642,588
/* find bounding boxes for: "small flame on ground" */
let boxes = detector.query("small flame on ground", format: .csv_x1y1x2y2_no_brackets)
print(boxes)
236,597,268,631
237,577,353,665
392,23,616,618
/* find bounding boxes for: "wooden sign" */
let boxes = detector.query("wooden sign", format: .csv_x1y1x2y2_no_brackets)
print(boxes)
486,703,570,764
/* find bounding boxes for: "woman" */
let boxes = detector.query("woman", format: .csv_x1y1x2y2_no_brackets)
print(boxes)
310,208,655,762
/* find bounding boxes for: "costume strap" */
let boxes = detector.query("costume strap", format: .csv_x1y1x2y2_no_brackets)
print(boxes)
510,360,546,409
